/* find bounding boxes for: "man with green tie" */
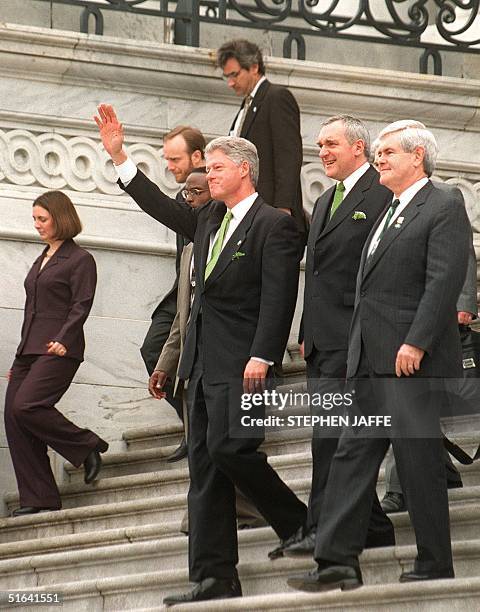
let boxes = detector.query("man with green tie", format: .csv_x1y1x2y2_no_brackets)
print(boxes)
277,115,394,559
94,104,307,606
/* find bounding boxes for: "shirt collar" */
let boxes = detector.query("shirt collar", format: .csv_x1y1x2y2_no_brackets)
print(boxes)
249,76,266,100
396,176,429,206
229,192,258,221
341,162,370,197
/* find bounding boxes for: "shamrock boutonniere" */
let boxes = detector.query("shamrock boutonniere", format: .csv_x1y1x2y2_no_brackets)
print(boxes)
232,251,246,260
394,216,404,229
352,211,367,220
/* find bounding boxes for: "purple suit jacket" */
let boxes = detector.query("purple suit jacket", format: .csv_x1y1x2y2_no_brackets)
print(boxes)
16,239,96,362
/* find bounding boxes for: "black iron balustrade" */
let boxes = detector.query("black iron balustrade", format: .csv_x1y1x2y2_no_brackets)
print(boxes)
27,0,480,75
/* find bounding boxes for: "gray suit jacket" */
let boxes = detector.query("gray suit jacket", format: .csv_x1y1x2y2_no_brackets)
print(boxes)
347,181,471,378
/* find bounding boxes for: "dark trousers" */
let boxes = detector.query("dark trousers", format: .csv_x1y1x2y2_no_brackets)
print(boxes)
140,295,183,423
4,355,106,509
186,351,307,582
306,348,394,542
314,351,452,573
385,445,461,494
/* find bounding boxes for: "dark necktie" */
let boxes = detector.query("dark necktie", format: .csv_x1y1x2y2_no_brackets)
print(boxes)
377,199,401,242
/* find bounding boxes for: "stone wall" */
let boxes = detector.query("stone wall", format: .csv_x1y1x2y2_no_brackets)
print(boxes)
0,22,478,510
1,0,479,79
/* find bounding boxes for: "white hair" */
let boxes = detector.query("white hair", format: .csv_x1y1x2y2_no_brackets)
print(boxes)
377,120,438,176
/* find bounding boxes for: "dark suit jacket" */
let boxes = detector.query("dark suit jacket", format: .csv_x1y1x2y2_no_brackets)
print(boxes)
302,166,392,358
121,170,301,384
347,181,471,378
17,239,97,362
232,79,307,237
151,193,190,319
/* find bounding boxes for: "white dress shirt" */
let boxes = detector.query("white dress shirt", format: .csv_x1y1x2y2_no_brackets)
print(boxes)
230,76,266,137
341,161,371,199
116,157,140,186
367,176,429,258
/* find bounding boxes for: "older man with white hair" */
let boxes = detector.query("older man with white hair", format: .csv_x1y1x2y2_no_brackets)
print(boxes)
288,120,471,591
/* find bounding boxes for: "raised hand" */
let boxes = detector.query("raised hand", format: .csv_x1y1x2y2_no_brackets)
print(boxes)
94,104,127,165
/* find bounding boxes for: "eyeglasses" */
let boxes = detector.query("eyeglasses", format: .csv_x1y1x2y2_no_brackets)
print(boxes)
182,188,208,199
222,70,242,81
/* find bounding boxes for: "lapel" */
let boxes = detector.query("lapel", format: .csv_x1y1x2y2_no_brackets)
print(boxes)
362,180,433,281
37,239,74,276
31,248,47,278
229,108,240,136
240,79,270,138
317,166,377,242
309,186,334,245
204,196,262,288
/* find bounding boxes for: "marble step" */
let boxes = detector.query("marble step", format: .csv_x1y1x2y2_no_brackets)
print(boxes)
3,550,480,612
9,446,480,515
85,430,480,486
123,417,480,459
0,481,480,559
1,485,479,559
6,452,314,513
0,477,310,544
5,451,480,534
65,428,314,483
173,578,480,612
2,508,480,593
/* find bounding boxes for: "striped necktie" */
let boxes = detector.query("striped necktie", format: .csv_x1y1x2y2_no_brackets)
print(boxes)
377,199,401,241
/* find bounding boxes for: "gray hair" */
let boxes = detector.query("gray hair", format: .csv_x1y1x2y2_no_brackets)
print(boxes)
205,136,259,186
377,120,438,176
320,115,371,159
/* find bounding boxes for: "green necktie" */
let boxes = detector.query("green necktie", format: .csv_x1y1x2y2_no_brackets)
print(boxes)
205,210,233,280
329,181,345,219
377,199,400,241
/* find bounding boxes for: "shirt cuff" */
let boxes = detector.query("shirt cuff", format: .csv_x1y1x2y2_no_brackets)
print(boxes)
251,356,274,366
115,157,137,186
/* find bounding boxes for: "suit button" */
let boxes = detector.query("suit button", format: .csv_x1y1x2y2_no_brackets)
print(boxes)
360,291,366,297
313,271,319,276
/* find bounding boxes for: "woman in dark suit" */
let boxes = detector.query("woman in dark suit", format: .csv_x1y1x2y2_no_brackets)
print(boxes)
4,191,108,517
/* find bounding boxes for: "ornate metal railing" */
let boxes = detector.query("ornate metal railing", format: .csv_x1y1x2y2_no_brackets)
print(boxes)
29,0,480,75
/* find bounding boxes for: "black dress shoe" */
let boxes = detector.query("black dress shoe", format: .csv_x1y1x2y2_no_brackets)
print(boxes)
287,564,363,592
11,506,58,517
166,437,188,463
163,576,242,607
380,492,406,513
268,525,304,560
83,440,109,484
283,528,316,557
399,568,454,582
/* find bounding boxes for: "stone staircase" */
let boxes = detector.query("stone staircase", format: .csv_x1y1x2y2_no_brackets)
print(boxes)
1,388,480,611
